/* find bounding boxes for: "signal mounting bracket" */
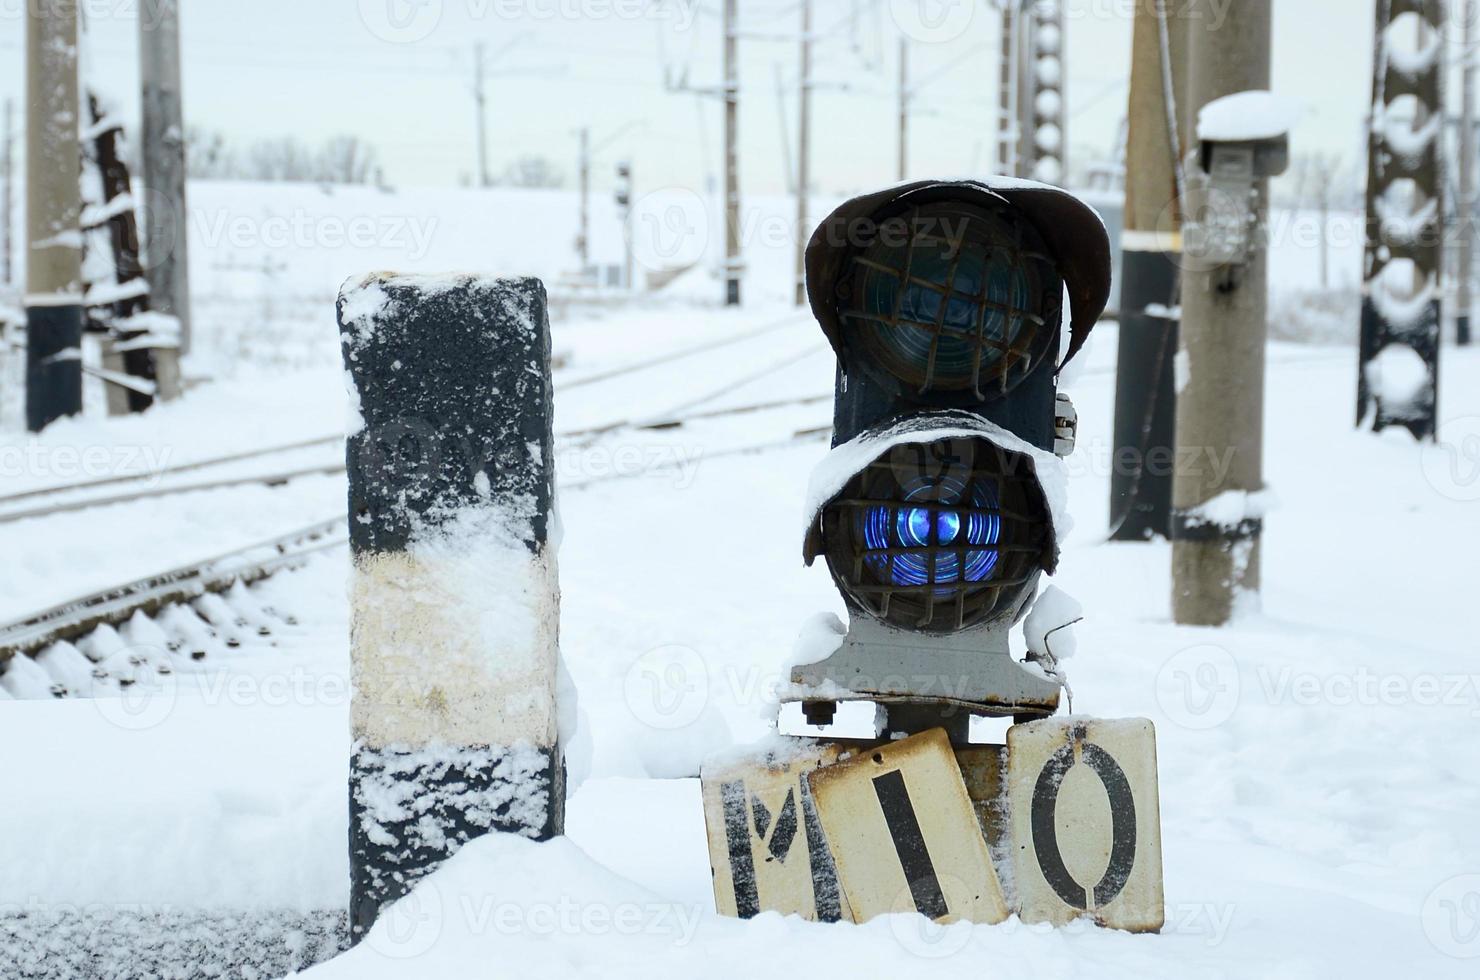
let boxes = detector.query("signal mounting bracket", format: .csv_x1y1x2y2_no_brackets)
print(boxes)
783,616,1062,736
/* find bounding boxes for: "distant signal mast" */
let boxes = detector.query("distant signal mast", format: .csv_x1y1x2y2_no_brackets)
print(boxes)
998,1,1067,185
1359,0,1446,440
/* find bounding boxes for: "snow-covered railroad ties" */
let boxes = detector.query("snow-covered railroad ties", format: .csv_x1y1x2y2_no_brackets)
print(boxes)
0,517,346,695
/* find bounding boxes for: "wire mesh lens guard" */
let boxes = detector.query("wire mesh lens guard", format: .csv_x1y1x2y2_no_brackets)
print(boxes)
841,200,1061,398
821,437,1050,633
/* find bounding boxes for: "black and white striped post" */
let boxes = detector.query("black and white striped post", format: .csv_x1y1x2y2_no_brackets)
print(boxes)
337,272,565,942
24,0,84,432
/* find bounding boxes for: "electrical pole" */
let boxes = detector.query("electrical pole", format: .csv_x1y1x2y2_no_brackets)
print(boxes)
1170,0,1274,625
1108,0,1188,541
1459,0,1476,346
897,37,908,180
795,0,812,306
2,99,12,286
996,2,1018,174
1318,158,1332,291
617,161,634,291
474,42,491,188
26,0,83,431
723,0,742,305
138,0,187,396
577,127,590,275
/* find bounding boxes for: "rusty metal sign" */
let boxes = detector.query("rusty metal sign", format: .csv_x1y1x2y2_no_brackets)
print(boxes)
808,729,1009,925
700,743,852,922
1007,717,1164,932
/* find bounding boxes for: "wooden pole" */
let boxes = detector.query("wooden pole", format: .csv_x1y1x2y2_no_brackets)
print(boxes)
88,95,159,415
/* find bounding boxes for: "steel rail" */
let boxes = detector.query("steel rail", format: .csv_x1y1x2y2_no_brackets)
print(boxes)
0,517,346,663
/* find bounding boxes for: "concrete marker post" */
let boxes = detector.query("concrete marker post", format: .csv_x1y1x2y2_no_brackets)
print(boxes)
338,272,565,942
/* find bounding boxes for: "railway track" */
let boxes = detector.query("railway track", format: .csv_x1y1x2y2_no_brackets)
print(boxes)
0,433,342,510
0,518,346,669
0,317,825,525
0,312,833,695
0,425,830,696
2,335,1339,682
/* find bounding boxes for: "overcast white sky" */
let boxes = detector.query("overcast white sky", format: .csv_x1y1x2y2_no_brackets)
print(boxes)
0,1,1394,197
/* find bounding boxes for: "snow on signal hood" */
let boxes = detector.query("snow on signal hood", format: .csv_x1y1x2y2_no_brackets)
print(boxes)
802,177,1112,371
802,410,1071,574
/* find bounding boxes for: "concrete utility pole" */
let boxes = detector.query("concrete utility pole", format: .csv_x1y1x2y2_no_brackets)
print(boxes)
26,0,83,432
576,127,590,274
1459,0,1476,346
2,99,12,286
1170,0,1274,626
795,0,812,306
723,0,742,305
139,0,191,373
897,37,909,180
1108,0,1188,541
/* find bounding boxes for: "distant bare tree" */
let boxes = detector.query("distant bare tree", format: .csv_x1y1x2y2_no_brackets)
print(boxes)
185,126,234,179
183,130,383,185
318,136,381,185
244,137,317,182
501,155,565,189
1290,152,1346,290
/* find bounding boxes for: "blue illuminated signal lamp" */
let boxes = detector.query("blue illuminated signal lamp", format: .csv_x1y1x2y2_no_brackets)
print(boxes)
860,476,1003,593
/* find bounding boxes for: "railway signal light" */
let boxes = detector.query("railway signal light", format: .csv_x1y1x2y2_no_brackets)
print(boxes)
704,180,1164,933
614,161,631,208
788,178,1110,733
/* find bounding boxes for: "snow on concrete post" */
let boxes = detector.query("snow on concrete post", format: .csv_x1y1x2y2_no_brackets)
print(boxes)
338,272,564,942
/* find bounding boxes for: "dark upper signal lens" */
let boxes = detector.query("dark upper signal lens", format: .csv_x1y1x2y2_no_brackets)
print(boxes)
844,201,1060,397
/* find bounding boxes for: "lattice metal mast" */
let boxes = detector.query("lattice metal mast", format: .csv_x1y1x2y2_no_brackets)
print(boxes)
1359,0,1446,439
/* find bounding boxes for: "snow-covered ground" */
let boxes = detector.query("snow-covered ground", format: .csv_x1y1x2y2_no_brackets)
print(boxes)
2,182,1478,977
3,305,1478,976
